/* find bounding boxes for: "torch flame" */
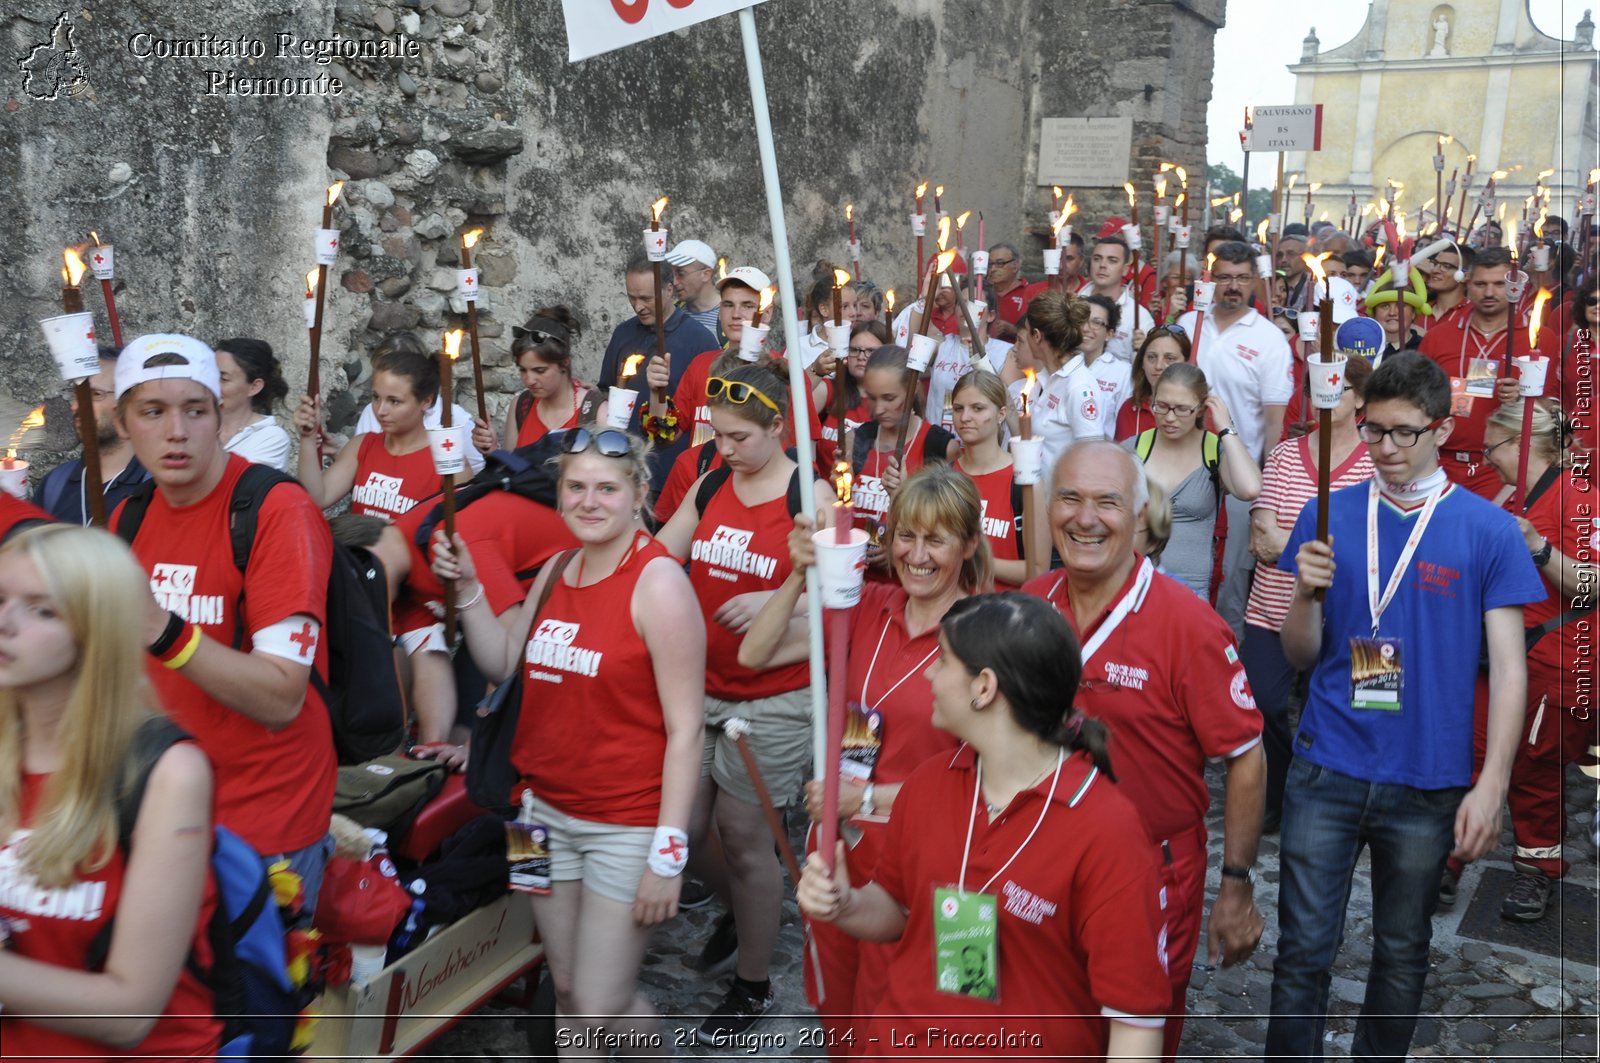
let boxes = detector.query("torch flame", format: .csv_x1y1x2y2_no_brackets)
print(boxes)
833,268,851,288
1020,368,1037,414
1590,168,1600,184
915,181,928,199
935,184,945,200
937,215,951,250
621,354,646,381
1529,288,1553,347
833,462,853,507
935,250,958,274
63,247,88,287
462,228,483,250
1206,252,1216,275
443,329,464,362
1244,105,1254,127
1211,195,1233,208
1537,169,1555,180
1287,173,1300,192
1174,166,1188,186
305,269,319,295
1375,197,1389,216
846,203,854,222
1160,162,1177,172
1374,244,1386,269
89,230,102,246
7,406,46,457
1491,170,1510,181
651,196,669,225
1230,208,1244,223
1441,134,1454,145
1172,193,1185,212
1396,213,1408,242
1256,219,1269,243
1154,174,1168,198
885,289,896,314
327,181,346,206
1123,181,1136,208
1301,252,1331,284
1498,202,1508,221
758,286,776,314
1052,185,1064,201
1535,212,1547,238
717,256,727,280
956,210,971,230
1310,181,1323,193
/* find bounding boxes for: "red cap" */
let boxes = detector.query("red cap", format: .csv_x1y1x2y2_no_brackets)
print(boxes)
1097,217,1130,239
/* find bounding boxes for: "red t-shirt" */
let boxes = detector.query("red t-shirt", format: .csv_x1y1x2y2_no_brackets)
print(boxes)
0,493,51,542
854,421,944,540
1024,559,1263,841
513,382,584,447
991,279,1033,328
1418,314,1561,499
656,443,720,526
816,377,867,476
113,456,337,854
1113,398,1156,444
866,747,1170,1057
1520,467,1594,675
956,460,1022,591
350,432,439,521
688,472,810,701
513,535,673,826
670,351,827,463
0,769,221,1062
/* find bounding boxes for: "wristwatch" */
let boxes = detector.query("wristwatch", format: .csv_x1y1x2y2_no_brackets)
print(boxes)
1221,864,1255,885
1531,538,1553,567
1217,426,1238,440
860,782,877,816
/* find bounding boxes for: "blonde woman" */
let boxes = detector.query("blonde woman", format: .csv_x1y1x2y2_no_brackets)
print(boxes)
0,525,217,1059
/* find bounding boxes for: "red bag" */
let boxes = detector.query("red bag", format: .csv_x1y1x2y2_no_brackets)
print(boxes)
315,854,410,945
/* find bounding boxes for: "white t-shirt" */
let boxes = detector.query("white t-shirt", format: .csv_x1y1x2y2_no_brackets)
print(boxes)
1080,353,1131,439
1175,307,1294,463
355,397,487,472
224,415,293,472
1034,354,1104,476
1076,282,1154,362
892,301,1011,422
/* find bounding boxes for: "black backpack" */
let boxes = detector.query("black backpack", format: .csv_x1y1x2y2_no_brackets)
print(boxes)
411,434,567,580
115,465,407,765
851,422,957,473
514,387,602,437
691,443,806,520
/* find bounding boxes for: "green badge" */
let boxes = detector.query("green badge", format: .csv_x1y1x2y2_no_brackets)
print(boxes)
932,886,999,1001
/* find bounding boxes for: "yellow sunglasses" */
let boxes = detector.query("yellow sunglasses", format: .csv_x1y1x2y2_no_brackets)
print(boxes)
707,376,781,414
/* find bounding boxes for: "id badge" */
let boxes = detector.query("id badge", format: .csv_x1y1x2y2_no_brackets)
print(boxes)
1464,358,1500,398
932,887,999,1002
839,703,884,782
1350,637,1403,711
506,822,552,895
1448,376,1472,418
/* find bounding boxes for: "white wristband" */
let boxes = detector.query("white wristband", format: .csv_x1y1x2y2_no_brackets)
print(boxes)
647,826,689,878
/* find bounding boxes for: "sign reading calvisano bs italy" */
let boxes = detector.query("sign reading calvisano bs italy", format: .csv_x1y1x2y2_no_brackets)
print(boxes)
1245,105,1324,152
562,0,770,62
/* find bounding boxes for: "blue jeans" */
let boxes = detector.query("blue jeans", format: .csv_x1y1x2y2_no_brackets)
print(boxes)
1265,758,1463,1063
1240,624,1301,820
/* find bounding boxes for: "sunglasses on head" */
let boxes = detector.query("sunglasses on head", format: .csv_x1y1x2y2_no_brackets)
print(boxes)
1152,323,1187,338
707,376,781,414
559,427,632,457
1273,306,1299,321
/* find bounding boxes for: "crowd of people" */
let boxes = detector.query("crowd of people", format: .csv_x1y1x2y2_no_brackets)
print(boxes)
0,198,1595,1062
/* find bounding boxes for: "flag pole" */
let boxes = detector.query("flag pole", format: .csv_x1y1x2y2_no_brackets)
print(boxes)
738,5,829,796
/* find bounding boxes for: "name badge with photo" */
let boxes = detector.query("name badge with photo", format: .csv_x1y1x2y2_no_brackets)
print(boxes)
1349,636,1403,712
507,821,552,895
932,886,999,1002
1464,358,1501,398
839,703,884,782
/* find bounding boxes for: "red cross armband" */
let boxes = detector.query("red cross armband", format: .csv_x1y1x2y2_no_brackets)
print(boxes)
254,616,322,664
647,826,689,878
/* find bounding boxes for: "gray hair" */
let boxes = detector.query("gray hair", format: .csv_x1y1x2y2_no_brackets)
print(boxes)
1161,250,1201,277
1053,439,1149,515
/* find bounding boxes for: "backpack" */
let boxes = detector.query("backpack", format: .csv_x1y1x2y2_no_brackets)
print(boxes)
514,386,601,438
1133,428,1228,605
851,421,956,475
693,462,806,520
114,465,407,765
89,717,303,1061
412,434,567,580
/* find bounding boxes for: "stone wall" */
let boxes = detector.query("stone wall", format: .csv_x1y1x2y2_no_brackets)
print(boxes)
1,0,1223,473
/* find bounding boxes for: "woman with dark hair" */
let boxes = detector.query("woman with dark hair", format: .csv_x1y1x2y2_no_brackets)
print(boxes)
504,307,598,447
1078,293,1131,433
1115,324,1193,442
215,337,292,471
798,592,1169,1060
1004,288,1100,474
816,320,887,469
352,331,488,473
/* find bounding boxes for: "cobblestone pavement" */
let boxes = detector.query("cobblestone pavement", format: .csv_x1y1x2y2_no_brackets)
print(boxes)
420,765,1598,1061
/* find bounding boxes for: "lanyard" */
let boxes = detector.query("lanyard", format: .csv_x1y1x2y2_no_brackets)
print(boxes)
1067,556,1154,666
1457,322,1507,376
1364,479,1444,637
861,609,941,710
957,749,1065,896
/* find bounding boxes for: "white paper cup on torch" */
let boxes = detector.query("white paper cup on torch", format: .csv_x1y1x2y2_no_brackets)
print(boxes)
457,268,480,302
1307,354,1349,411
812,527,870,608
1515,356,1549,398
606,387,640,428
642,228,669,262
1122,224,1142,251
0,461,29,500
1010,438,1045,485
1506,269,1530,301
89,245,114,280
427,424,471,476
1048,209,1061,232
907,333,938,373
302,295,317,329
1256,253,1274,278
823,321,852,356
1041,248,1062,276
1528,245,1551,272
909,213,927,237
848,240,863,262
1154,204,1170,228
971,250,990,275
39,313,101,382
738,323,769,363
1174,225,1192,249
314,228,340,266
1297,311,1321,345
1191,280,1216,313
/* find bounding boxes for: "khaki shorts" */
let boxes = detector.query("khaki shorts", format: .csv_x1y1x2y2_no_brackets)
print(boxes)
702,688,814,808
521,791,654,905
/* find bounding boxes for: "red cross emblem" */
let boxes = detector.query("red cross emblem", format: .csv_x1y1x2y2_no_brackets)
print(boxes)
151,570,170,587
327,237,338,250
658,836,686,862
1328,372,1341,386
93,253,105,265
463,274,475,287
85,327,96,341
440,437,456,452
289,621,316,658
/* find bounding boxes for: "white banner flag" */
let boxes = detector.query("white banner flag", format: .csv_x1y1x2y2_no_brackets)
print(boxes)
562,0,768,62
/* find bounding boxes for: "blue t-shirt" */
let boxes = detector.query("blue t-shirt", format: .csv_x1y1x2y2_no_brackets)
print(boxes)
1280,480,1544,789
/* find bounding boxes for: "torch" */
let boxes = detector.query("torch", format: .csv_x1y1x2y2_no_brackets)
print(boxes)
1304,182,1322,227
1050,185,1063,235
1,408,45,502
974,212,987,300
61,248,106,526
1394,215,1411,345
912,182,928,289
436,329,465,643
309,180,346,401
831,267,850,328
1305,252,1336,602
1434,136,1452,235
1019,369,1041,581
896,250,957,472
1240,106,1254,234
1175,165,1191,293
1511,289,1554,510
1124,182,1142,294
460,229,489,425
646,197,670,404
1154,172,1168,313
1191,253,1217,364
817,462,856,871
1503,254,1530,384
88,231,122,347
955,210,971,263
1453,155,1477,237
846,203,862,281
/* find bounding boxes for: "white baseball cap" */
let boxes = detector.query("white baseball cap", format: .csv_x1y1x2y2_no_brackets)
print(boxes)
718,266,772,294
666,239,717,269
114,333,222,400
1327,277,1359,324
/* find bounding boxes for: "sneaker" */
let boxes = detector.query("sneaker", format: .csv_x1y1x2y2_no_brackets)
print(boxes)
678,877,715,910
697,911,738,976
693,981,775,1046
1437,867,1459,909
1500,862,1553,922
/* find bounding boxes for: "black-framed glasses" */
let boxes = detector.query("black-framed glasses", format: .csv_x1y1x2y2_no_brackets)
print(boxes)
1482,437,1517,459
707,376,781,414
1357,418,1447,448
560,427,632,457
1085,317,1110,330
988,256,1017,268
1152,400,1200,418
847,345,877,357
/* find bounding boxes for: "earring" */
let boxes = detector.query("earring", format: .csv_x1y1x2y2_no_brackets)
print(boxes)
970,697,980,711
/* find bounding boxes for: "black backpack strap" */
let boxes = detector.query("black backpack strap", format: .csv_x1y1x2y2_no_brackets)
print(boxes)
694,466,735,518
1,518,46,545
1010,476,1027,553
695,439,718,478
923,424,955,466
515,390,534,431
852,423,879,471
1522,466,1562,511
786,468,805,520
577,388,602,424
111,480,159,545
